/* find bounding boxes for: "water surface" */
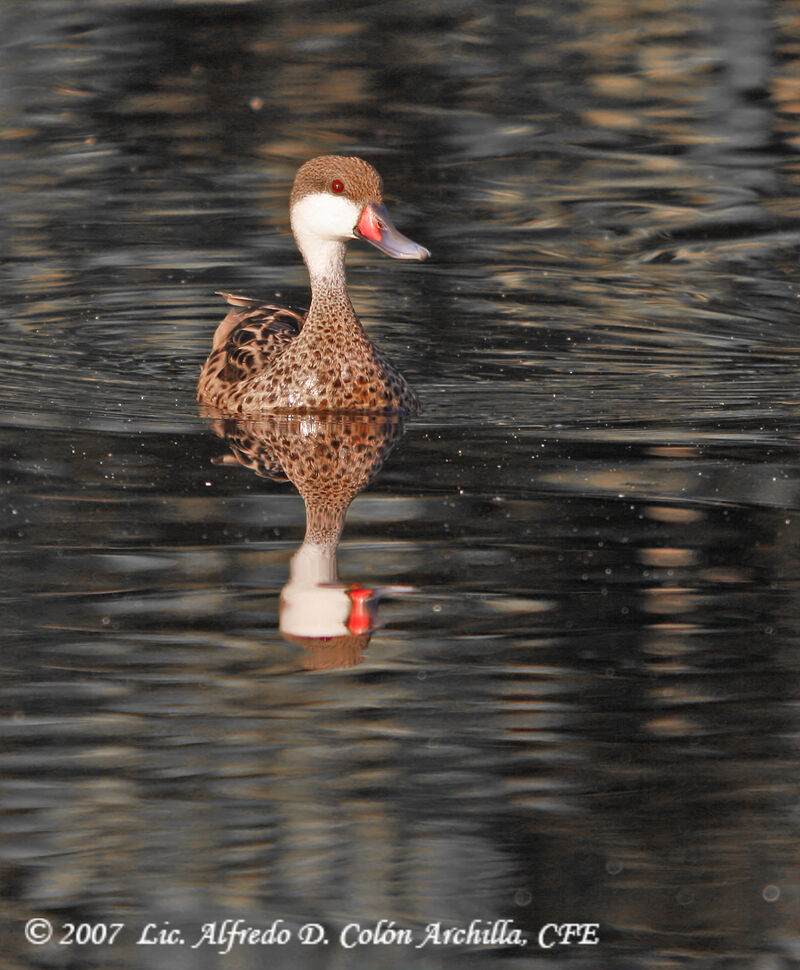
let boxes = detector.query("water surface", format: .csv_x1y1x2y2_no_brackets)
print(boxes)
3,1,800,967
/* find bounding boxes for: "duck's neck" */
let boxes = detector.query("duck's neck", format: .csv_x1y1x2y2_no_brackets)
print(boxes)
300,239,366,339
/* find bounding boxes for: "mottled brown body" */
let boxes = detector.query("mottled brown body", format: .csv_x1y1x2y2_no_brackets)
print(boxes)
197,289,418,414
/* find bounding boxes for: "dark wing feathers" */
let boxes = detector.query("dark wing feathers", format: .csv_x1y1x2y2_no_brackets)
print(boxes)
197,293,304,401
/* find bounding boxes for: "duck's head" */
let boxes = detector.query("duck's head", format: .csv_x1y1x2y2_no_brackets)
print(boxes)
289,155,430,274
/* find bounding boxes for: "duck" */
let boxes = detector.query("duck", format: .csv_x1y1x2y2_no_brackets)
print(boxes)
197,155,430,414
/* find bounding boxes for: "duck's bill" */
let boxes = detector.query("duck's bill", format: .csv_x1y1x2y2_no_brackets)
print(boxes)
354,203,430,260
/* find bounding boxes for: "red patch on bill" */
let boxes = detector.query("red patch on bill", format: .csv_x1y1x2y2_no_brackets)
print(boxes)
356,206,382,242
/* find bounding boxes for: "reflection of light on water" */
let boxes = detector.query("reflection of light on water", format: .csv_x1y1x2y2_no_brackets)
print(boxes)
638,547,697,567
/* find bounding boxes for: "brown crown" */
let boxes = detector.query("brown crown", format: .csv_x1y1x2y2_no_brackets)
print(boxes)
290,155,383,209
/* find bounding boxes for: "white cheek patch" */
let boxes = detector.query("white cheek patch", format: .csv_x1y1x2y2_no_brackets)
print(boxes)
291,192,362,243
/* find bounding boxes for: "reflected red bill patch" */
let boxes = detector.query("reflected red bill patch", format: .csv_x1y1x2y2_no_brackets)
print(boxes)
346,585,374,635
356,206,383,242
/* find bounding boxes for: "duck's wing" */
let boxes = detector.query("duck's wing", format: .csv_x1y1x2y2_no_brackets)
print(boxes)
198,293,305,401
209,417,289,482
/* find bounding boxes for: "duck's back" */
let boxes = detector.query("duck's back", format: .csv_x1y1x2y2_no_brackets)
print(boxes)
197,293,303,409
197,292,419,414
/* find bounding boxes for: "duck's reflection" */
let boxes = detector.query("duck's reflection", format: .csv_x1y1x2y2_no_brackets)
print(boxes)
207,412,407,668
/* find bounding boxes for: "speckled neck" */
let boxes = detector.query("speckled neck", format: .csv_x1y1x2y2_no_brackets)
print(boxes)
302,247,369,346
302,236,348,294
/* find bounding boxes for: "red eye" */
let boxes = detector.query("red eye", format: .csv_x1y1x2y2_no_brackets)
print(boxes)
331,179,345,194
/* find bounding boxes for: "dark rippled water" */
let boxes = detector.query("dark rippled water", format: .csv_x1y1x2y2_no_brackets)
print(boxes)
3,1,800,967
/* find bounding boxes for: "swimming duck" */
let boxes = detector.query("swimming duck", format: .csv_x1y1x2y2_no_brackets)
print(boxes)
197,155,429,414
